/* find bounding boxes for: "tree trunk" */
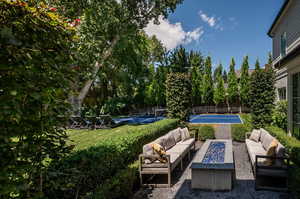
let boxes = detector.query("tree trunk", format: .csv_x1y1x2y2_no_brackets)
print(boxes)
71,35,120,113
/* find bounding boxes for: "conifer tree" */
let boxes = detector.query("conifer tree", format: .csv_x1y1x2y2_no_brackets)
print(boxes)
201,56,214,105
227,58,239,104
255,58,260,71
240,56,251,107
213,74,226,106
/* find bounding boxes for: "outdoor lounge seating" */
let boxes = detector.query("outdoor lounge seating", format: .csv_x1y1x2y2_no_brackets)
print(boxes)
245,128,290,191
139,127,195,187
68,115,115,129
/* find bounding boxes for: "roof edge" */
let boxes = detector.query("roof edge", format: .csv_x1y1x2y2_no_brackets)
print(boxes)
267,0,291,37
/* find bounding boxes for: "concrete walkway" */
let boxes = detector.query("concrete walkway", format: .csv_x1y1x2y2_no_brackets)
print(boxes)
133,141,291,199
214,124,231,139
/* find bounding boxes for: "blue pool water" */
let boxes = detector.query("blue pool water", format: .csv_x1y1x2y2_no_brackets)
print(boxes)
113,116,165,125
202,142,225,164
189,114,242,124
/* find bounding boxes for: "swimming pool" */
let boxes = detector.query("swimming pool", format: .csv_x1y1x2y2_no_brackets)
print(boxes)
189,114,242,124
113,116,165,125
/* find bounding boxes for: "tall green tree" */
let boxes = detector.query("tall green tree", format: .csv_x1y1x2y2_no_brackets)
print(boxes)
222,70,228,83
52,0,184,110
213,63,223,82
201,56,214,105
255,58,260,71
249,68,276,128
1,2,76,197
240,56,251,107
227,58,239,104
213,74,226,106
189,51,203,106
169,46,190,73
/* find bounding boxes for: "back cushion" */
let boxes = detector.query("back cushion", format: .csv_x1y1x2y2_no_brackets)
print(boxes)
180,127,190,141
262,132,274,151
143,143,154,155
169,128,181,143
260,128,268,143
154,137,166,149
162,133,176,150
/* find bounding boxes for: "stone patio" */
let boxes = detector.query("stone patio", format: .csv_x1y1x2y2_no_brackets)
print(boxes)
133,141,292,199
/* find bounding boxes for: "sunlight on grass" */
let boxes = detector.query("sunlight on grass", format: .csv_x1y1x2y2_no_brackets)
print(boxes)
67,124,153,151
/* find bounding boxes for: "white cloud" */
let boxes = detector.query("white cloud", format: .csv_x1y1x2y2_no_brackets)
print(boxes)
198,10,223,31
199,11,216,27
144,16,203,50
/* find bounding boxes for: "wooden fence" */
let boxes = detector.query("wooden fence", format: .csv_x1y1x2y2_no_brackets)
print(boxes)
131,106,250,115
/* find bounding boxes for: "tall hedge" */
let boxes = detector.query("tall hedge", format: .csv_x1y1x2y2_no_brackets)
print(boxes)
166,73,192,121
0,1,76,198
249,68,275,128
46,119,179,198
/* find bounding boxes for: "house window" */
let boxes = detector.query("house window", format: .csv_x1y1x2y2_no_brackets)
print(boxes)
280,32,287,56
292,72,300,138
278,87,286,100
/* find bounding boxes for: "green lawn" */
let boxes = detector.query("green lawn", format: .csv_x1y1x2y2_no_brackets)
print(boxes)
67,123,167,151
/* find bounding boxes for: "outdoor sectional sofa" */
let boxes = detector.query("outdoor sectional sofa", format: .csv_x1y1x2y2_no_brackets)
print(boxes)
245,128,289,191
139,127,195,187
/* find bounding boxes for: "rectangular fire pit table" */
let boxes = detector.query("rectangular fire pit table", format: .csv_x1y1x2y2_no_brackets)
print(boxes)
191,139,234,191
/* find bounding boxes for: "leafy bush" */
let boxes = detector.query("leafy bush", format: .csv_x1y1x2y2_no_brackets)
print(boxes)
166,73,192,121
100,98,128,115
0,1,76,198
93,161,139,199
231,124,250,142
198,125,215,141
249,68,276,128
272,100,288,131
239,114,253,130
265,126,300,166
46,119,179,198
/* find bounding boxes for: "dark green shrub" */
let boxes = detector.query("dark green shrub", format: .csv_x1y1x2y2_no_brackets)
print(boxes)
198,125,215,141
272,100,288,131
231,124,250,142
92,161,139,199
265,126,300,166
166,73,192,121
100,98,128,115
249,68,276,128
46,119,179,198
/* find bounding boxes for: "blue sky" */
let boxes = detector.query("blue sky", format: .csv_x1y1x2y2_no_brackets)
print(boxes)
145,0,285,71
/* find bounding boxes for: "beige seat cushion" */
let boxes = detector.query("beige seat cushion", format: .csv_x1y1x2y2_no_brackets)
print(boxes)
180,127,190,141
166,144,189,156
178,138,195,148
249,129,261,142
246,139,266,166
166,152,181,170
169,128,182,143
